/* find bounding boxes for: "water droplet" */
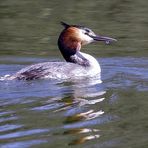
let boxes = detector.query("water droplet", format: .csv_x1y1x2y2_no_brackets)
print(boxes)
105,40,110,45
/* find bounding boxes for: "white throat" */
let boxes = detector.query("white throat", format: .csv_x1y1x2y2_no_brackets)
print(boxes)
79,52,101,73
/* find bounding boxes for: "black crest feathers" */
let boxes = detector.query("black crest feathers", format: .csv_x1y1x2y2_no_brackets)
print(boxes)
60,22,70,28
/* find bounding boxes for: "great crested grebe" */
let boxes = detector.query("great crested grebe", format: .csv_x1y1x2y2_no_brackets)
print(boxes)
7,22,117,80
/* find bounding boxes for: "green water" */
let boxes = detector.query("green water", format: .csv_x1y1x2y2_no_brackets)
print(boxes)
0,0,148,57
0,0,148,148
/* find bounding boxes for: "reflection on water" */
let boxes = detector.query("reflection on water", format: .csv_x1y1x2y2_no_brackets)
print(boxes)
28,78,109,145
63,127,100,145
55,81,105,145
0,57,148,147
0,73,111,147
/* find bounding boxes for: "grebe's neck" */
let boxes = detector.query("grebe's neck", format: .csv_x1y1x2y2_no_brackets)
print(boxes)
69,51,101,74
77,52,100,69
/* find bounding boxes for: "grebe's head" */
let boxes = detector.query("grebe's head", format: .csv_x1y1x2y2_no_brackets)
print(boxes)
58,22,117,62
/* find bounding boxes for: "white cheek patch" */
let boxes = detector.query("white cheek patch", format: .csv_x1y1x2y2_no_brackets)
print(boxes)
79,30,94,44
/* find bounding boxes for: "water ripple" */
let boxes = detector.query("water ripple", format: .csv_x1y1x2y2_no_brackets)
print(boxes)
0,139,47,148
0,129,50,139
63,115,117,129
0,124,23,133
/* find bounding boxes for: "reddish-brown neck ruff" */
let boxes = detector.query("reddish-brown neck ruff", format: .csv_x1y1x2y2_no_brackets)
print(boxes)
58,27,83,62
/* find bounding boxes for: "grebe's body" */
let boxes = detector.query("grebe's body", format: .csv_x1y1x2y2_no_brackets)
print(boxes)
10,53,100,80
8,22,116,80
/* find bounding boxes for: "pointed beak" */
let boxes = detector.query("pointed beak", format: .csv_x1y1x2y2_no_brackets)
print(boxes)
91,35,117,44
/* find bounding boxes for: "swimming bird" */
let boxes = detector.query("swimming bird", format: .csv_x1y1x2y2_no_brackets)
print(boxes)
8,22,117,80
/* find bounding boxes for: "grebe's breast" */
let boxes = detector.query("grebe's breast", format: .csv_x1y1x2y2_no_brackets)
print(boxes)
9,61,101,80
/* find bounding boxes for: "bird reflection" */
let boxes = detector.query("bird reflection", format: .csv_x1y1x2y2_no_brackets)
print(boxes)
64,128,100,145
52,78,106,145
64,109,104,123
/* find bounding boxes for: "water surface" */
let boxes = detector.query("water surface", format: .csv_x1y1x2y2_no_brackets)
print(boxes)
0,0,148,148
